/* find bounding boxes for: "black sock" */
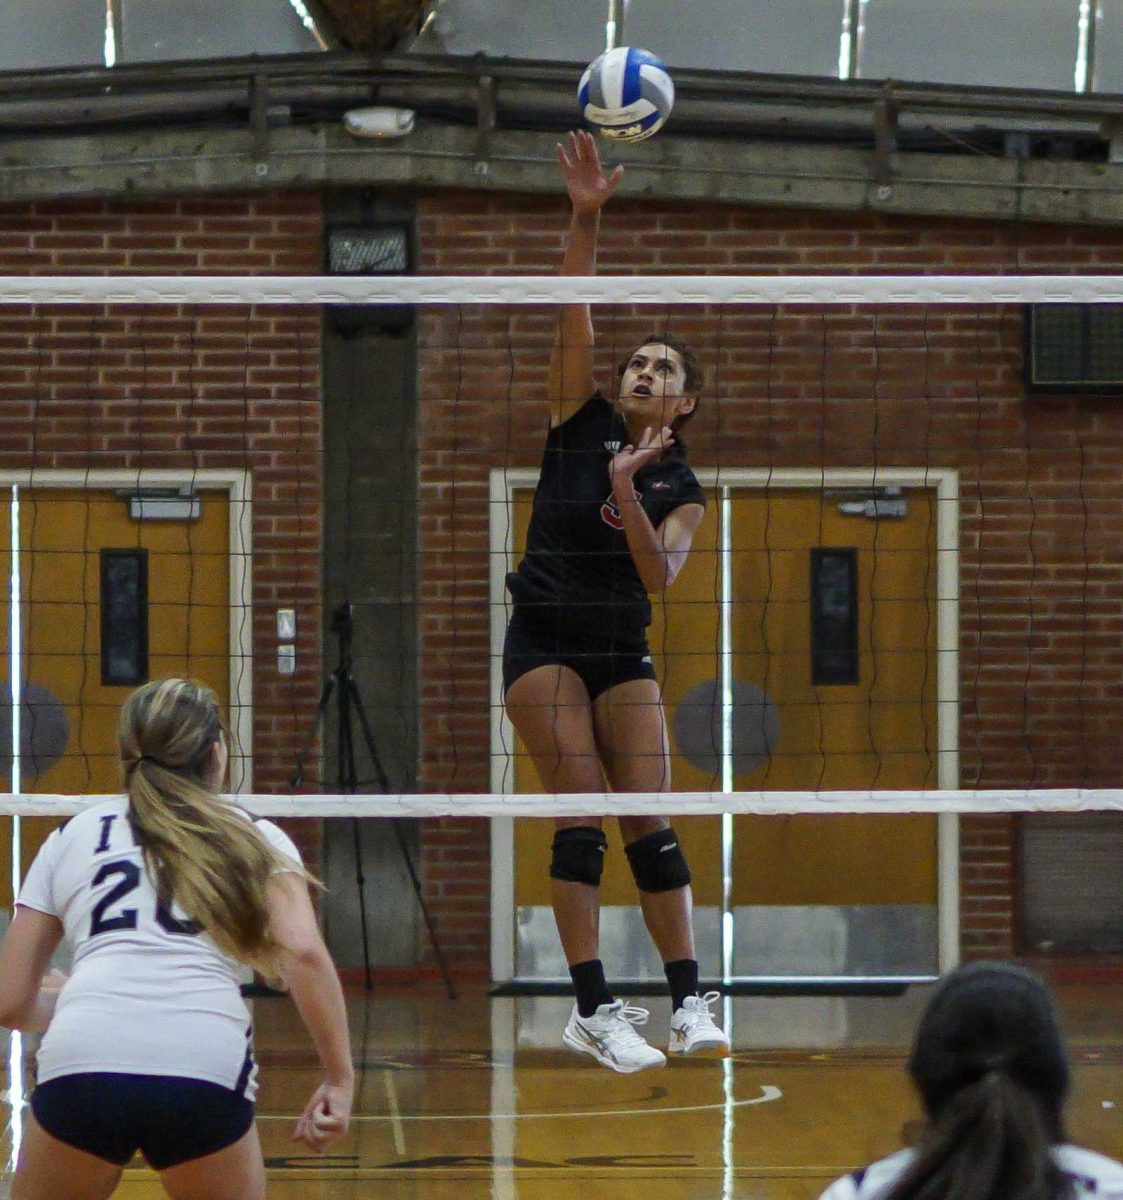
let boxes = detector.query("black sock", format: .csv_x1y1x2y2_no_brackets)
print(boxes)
570,959,613,1018
664,959,699,1012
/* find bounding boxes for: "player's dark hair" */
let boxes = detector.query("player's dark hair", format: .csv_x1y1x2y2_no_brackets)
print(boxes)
616,331,703,432
883,962,1074,1200
118,677,309,977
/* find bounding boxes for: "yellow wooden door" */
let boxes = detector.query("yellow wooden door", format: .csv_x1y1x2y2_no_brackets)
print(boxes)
728,489,938,916
0,489,9,907
503,481,939,979
1,488,230,907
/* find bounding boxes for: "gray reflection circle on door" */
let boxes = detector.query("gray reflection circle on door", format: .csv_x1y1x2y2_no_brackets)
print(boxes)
0,683,71,781
671,678,779,776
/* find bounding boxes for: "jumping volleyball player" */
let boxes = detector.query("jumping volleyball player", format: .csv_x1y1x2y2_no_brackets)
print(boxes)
503,130,728,1072
0,678,352,1200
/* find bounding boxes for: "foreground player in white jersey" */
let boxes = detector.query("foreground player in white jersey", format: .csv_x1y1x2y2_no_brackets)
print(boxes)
0,677,353,1200
819,961,1123,1200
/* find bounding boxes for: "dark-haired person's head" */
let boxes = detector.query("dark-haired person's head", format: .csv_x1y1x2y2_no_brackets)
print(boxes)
909,960,1069,1135
616,332,703,435
885,961,1073,1200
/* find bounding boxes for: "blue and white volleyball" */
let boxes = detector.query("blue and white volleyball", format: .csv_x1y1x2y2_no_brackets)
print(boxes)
578,47,674,143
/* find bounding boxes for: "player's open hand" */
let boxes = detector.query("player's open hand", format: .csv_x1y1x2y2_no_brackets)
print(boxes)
293,1081,353,1153
610,425,673,486
557,130,624,215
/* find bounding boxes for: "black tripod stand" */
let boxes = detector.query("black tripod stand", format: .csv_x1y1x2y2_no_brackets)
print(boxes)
291,602,456,998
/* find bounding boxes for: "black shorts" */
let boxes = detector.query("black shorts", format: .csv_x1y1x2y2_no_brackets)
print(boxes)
31,1073,255,1170
502,608,656,702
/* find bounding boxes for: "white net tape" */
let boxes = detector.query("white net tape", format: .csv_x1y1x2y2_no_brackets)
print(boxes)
3,273,1123,305
3,789,1123,818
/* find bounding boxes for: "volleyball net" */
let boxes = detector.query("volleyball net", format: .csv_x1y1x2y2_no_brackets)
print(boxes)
1,273,1122,977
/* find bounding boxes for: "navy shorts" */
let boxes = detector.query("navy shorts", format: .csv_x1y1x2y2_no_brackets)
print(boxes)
502,608,657,702
31,1073,255,1170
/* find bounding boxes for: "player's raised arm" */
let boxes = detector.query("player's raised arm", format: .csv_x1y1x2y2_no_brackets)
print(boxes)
548,130,623,426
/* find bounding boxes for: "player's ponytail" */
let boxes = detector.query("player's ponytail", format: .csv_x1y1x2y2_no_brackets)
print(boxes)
118,677,299,977
884,962,1074,1200
883,1070,1069,1200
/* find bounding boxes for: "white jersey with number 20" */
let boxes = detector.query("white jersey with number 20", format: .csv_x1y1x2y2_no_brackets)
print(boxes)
17,797,301,1096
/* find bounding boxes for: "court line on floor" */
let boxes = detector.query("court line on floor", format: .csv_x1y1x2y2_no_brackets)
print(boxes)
259,1083,782,1122
382,1069,406,1154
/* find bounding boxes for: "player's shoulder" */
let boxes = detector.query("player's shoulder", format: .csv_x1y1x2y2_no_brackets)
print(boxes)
819,1149,914,1199
29,798,131,873
223,800,269,836
822,1145,1123,1200
242,810,303,867
550,391,614,437
671,457,703,489
57,797,129,840
1056,1144,1123,1193
651,454,705,501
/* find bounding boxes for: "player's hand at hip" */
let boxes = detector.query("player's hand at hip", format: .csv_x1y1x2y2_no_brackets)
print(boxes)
293,1081,353,1153
611,425,673,486
557,130,624,215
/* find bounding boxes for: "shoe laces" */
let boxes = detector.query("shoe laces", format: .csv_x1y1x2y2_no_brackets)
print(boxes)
599,1002,653,1044
681,990,721,1027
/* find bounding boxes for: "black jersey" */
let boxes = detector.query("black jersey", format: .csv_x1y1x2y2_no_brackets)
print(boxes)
507,393,705,644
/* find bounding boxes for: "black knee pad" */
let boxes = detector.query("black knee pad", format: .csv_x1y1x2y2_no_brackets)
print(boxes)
625,827,691,893
550,826,608,886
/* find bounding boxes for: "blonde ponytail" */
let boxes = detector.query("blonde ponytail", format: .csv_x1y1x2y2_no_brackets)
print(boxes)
118,678,306,977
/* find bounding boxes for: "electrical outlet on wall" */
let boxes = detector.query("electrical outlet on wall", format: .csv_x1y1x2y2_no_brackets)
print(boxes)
277,609,296,639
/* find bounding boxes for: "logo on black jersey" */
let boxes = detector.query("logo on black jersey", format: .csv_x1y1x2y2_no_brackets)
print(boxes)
603,440,622,452
601,486,640,530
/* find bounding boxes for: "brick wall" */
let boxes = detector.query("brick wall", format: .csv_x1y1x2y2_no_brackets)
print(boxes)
416,192,1123,968
0,194,324,865
3,186,1116,973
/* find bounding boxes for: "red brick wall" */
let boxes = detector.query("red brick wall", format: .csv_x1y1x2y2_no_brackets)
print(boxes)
0,194,324,865
416,192,1123,968
8,187,1116,971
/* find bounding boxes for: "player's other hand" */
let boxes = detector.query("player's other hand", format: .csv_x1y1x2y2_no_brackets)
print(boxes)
610,425,673,485
293,1081,353,1153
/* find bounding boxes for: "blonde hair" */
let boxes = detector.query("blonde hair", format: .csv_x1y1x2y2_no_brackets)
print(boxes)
118,677,301,976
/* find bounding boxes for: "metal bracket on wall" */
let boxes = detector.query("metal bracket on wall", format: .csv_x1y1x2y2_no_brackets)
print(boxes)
872,87,899,190
251,72,271,168
832,486,908,520
116,486,201,521
475,72,496,178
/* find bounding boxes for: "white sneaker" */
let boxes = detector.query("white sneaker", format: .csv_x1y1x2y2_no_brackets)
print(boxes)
563,1001,667,1073
668,991,731,1057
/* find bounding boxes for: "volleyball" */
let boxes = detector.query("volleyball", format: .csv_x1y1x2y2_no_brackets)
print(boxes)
577,46,674,143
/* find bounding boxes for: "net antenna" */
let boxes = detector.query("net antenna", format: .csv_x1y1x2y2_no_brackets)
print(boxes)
605,0,624,50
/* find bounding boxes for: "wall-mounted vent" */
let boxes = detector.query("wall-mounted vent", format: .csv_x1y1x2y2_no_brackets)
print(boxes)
1028,304,1123,391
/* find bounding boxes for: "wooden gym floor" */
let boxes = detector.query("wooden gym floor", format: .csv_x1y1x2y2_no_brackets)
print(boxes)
3,982,1122,1200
